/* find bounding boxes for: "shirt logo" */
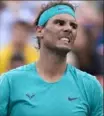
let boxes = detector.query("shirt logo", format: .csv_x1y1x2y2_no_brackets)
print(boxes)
26,93,35,99
58,7,65,10
68,97,78,101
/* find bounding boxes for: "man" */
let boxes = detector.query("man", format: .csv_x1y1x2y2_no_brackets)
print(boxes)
0,20,39,74
0,1,103,116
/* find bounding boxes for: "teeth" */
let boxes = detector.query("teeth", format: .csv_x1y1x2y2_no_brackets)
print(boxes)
61,38,69,41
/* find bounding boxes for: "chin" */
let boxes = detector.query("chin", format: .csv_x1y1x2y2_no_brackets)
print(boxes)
58,44,72,51
55,46,72,55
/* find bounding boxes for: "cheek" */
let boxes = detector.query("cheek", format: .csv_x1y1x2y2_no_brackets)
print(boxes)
44,26,59,40
73,30,77,38
45,24,60,35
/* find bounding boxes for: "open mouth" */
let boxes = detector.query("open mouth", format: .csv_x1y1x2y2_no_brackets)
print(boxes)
60,37,71,43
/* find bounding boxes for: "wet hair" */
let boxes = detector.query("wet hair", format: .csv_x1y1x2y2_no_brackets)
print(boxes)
33,1,75,48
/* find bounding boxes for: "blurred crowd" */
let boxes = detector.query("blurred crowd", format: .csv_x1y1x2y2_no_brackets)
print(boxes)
0,1,103,86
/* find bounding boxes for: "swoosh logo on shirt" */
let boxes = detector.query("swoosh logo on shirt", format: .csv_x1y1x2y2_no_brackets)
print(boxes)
68,97,78,101
58,8,65,10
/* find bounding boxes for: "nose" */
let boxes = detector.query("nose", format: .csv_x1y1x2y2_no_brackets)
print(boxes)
63,24,72,33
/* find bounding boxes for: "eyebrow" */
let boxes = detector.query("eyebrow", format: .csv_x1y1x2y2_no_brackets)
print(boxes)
53,19,65,23
53,19,77,24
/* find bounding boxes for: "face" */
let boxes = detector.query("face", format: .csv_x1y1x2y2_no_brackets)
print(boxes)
12,25,29,45
38,14,78,53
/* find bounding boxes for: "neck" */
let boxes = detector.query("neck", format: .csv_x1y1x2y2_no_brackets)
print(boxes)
36,47,67,82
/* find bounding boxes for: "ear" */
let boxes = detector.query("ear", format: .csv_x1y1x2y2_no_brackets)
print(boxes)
35,26,44,38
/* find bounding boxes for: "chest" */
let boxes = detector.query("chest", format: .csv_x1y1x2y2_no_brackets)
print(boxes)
10,82,89,116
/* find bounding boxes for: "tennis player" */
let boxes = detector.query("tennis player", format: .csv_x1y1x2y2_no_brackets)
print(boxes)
0,1,103,116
